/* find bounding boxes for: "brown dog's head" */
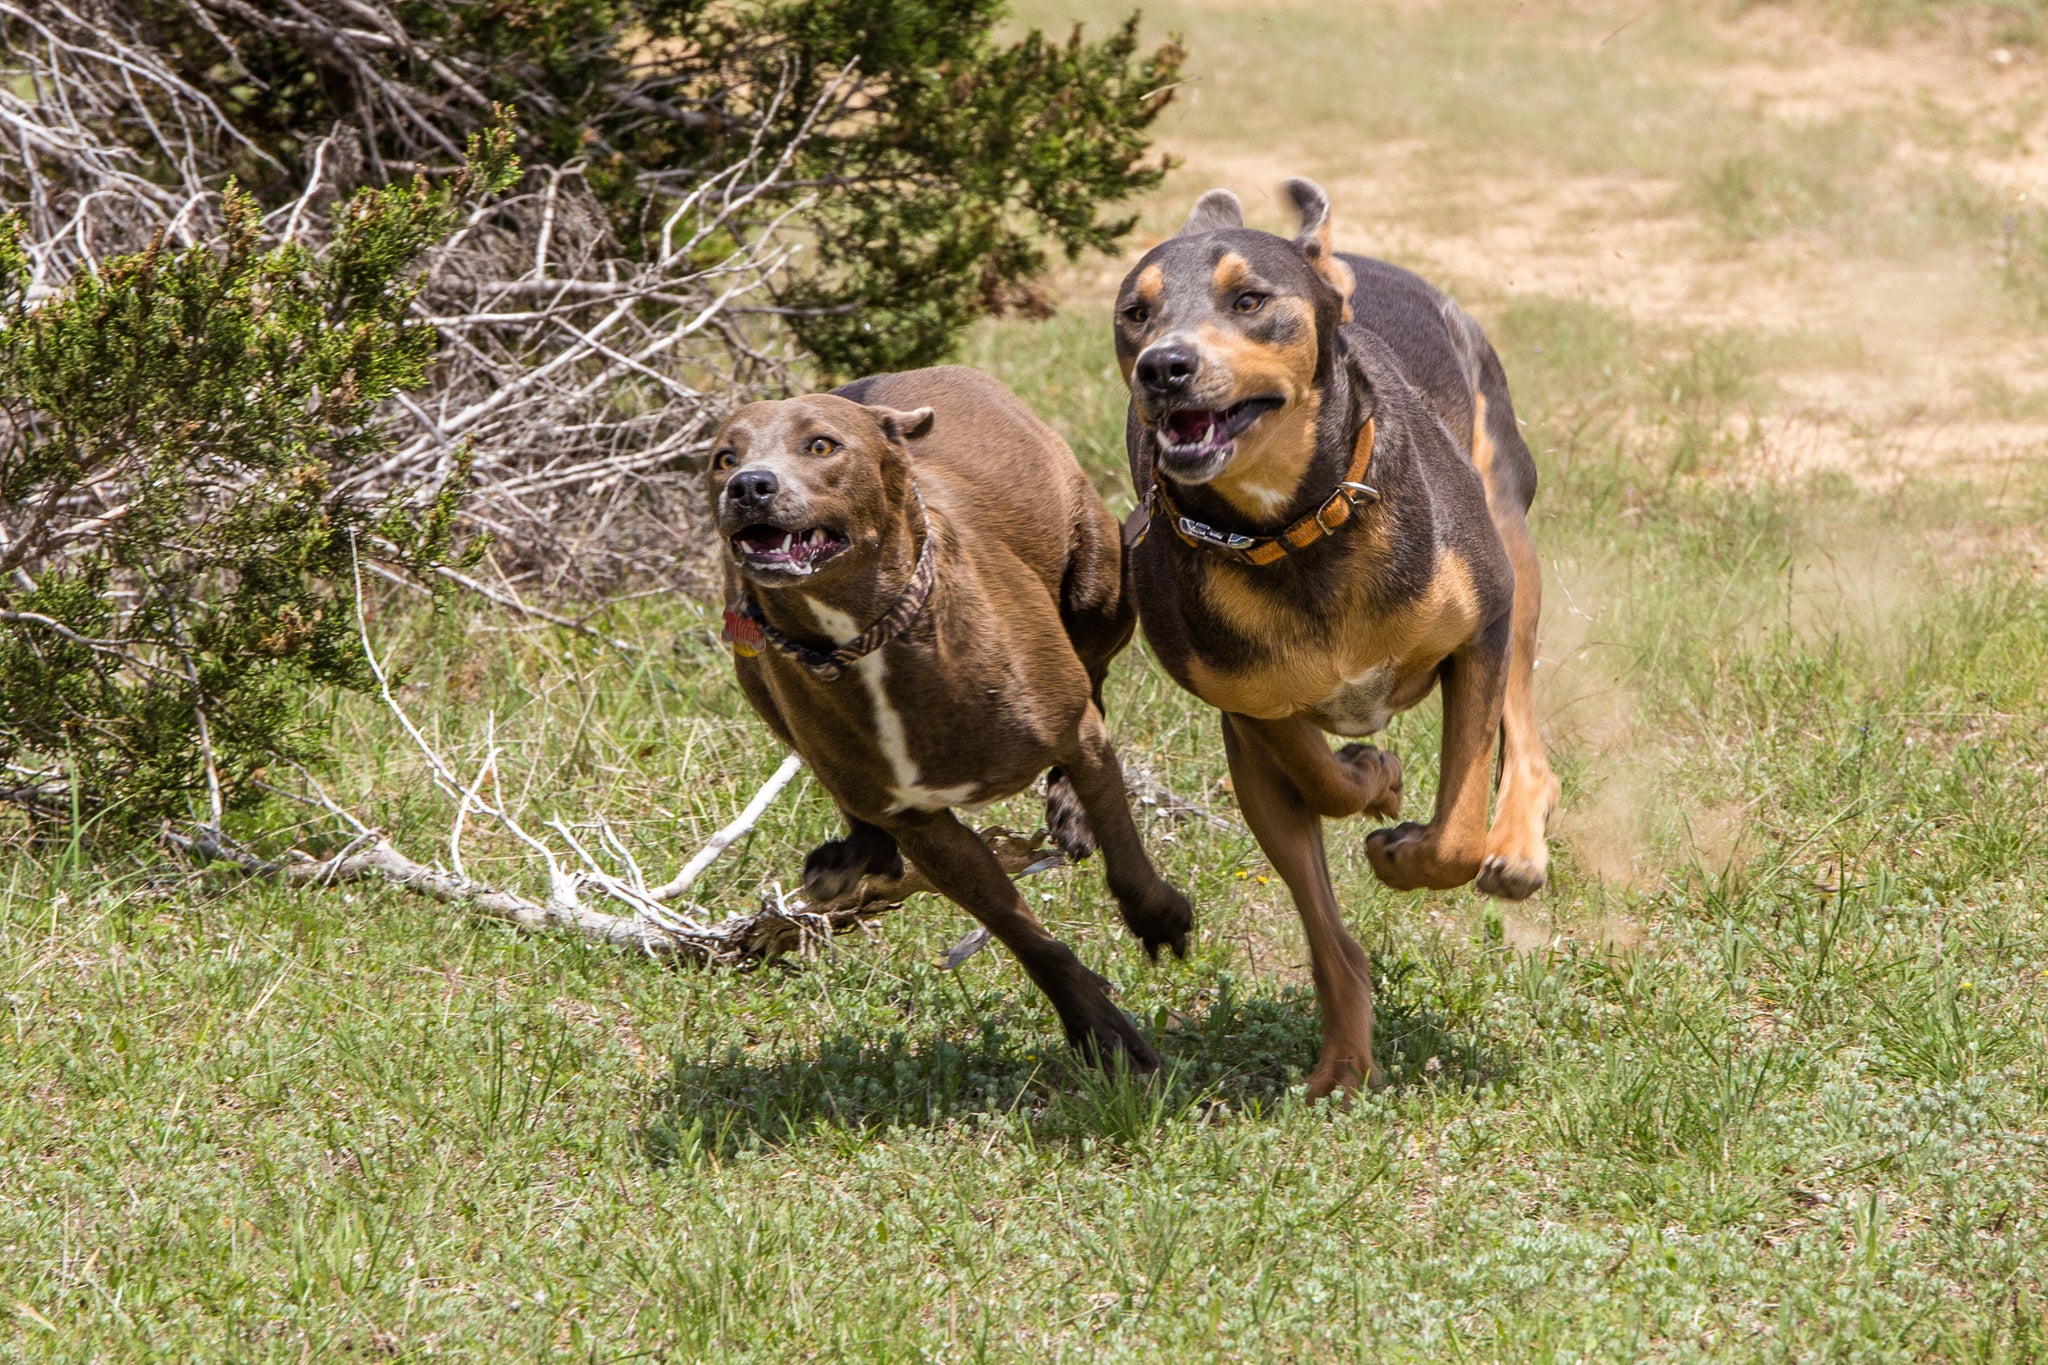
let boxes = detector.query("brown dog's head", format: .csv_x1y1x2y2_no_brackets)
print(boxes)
1114,180,1358,508
707,394,935,588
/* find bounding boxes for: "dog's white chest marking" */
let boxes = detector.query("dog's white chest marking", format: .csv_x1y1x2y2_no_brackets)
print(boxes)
805,597,976,813
1232,478,1292,517
1310,662,1398,737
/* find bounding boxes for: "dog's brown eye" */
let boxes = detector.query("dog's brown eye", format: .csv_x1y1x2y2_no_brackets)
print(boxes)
1122,303,1150,326
805,436,836,457
1233,292,1267,315
711,449,736,471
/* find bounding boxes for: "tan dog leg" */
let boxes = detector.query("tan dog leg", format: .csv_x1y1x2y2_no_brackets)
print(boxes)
891,808,1160,1072
1478,511,1560,900
1365,613,1510,891
1061,706,1194,959
1222,713,1384,1098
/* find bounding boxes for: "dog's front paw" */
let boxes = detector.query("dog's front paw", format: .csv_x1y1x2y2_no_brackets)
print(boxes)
1365,822,1480,892
802,835,904,901
1305,1052,1385,1101
1336,743,1403,819
1044,767,1096,862
1116,880,1193,961
1477,854,1546,901
1064,1002,1162,1075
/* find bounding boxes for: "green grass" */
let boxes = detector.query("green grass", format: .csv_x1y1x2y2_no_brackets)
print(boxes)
13,3,2048,1361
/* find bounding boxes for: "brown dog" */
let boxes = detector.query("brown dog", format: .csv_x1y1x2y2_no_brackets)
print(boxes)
709,366,1192,1070
1114,182,1560,1097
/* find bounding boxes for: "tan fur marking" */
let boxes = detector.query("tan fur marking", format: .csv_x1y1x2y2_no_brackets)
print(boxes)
1190,306,1322,519
1134,263,1164,306
1211,252,1255,295
1471,390,1495,486
1300,218,1355,322
1186,549,1482,727
1124,264,1166,385
1322,254,1357,323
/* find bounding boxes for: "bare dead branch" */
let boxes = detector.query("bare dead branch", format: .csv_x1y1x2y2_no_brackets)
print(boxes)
3,4,855,598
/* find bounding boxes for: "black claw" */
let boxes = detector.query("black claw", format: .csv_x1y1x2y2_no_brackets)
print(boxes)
1139,929,1190,962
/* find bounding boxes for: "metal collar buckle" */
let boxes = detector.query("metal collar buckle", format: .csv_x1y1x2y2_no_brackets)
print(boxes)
1176,516,1258,552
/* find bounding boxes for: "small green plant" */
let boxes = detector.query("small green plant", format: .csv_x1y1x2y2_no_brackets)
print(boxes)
0,129,518,838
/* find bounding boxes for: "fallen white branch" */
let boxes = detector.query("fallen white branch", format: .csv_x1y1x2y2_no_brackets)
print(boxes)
649,752,804,902
215,541,1067,968
177,823,1064,969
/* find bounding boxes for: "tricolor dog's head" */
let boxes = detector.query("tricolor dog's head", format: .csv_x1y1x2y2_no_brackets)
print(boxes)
708,394,934,589
1114,179,1358,513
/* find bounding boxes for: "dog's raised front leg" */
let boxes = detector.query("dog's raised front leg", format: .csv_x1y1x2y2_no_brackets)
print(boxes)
1059,704,1192,959
802,811,904,900
891,808,1160,1072
1365,610,1510,891
1226,714,1403,821
1478,509,1560,900
1222,712,1383,1098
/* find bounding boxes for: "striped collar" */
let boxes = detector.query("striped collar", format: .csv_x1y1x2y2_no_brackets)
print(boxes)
722,489,937,682
1145,418,1378,567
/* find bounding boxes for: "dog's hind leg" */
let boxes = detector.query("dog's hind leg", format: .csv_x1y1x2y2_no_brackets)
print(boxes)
1046,500,1141,864
1059,706,1192,959
1478,507,1559,900
801,812,904,901
1223,713,1383,1098
1467,366,1560,900
891,807,1159,1071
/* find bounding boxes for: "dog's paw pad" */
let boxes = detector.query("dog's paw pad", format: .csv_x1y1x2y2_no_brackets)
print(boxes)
801,842,866,901
1477,854,1546,902
804,836,899,901
1119,882,1192,961
1141,927,1191,963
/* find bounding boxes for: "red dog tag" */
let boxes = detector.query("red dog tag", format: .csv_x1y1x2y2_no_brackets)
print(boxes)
721,607,765,657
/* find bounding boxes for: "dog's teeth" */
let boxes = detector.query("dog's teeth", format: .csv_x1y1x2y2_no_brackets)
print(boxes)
780,533,793,552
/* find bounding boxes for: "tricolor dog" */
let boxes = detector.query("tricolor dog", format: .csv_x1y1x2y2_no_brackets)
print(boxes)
1115,181,1560,1097
710,366,1191,1071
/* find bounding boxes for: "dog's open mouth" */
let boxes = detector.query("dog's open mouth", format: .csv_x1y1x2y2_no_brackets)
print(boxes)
731,525,848,575
1157,396,1283,464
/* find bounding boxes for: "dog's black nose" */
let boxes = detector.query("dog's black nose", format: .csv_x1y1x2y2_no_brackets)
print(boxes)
725,468,779,507
1135,343,1199,393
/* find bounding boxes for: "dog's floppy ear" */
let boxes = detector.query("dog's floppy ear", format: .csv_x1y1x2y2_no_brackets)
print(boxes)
866,405,935,445
1283,178,1355,323
1176,188,1244,237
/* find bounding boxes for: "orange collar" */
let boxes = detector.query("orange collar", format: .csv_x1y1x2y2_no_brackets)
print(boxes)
1146,418,1377,567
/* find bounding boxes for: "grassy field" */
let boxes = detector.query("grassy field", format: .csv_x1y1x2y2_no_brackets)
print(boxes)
9,1,2048,1360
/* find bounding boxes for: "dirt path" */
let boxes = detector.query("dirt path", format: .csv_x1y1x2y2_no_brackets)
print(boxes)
1037,0,2048,484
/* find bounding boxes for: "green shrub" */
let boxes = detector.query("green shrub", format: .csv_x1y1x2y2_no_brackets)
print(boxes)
0,132,517,838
